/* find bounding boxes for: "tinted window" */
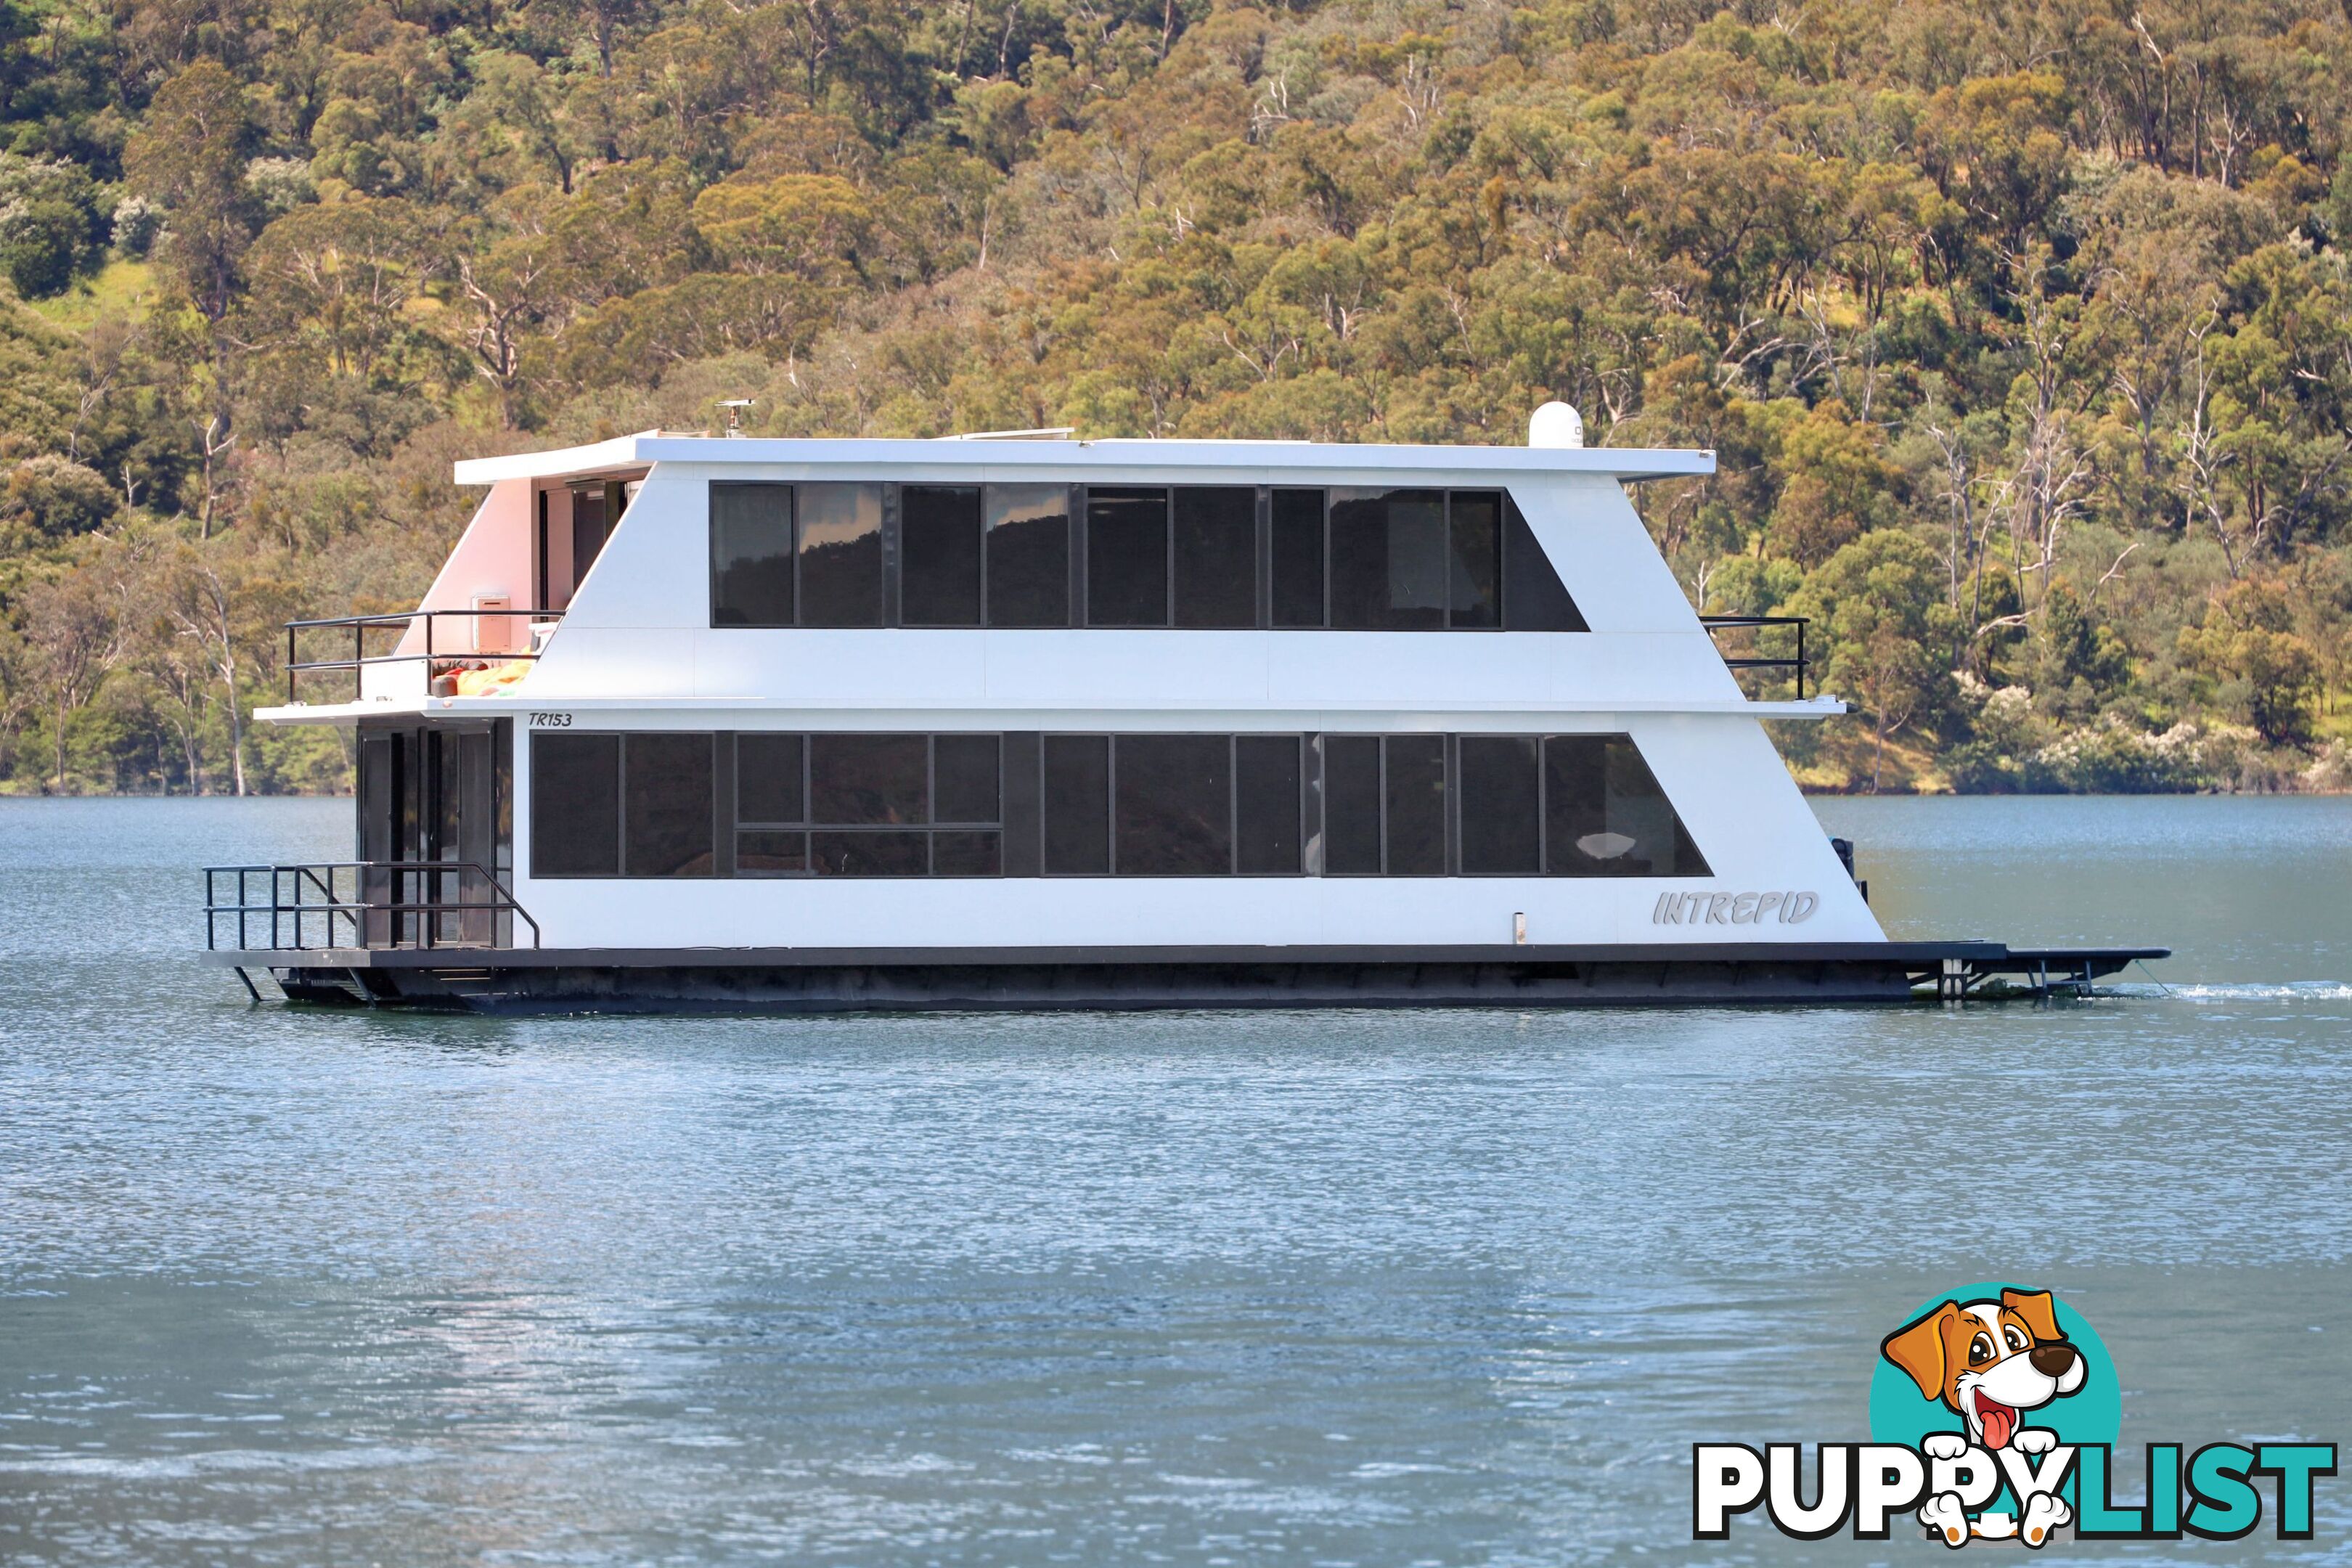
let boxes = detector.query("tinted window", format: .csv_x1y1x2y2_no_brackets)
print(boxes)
1235,735,1301,874
1383,735,1447,875
985,484,1070,626
810,733,927,825
1544,735,1708,876
1544,736,1606,875
573,489,611,587
1323,735,1381,874
532,732,619,875
623,732,714,877
735,733,804,824
1270,489,1325,626
1449,491,1501,629
710,482,793,627
1503,494,1587,632
933,831,1002,876
1174,487,1256,628
1087,487,1169,626
812,831,928,876
737,829,807,875
1457,735,1538,873
1331,489,1446,630
902,484,982,626
1042,735,1109,874
1115,734,1231,875
798,483,883,626
934,734,1000,823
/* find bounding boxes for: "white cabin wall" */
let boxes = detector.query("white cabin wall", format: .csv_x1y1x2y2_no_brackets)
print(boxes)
1625,714,1882,942
527,462,1747,713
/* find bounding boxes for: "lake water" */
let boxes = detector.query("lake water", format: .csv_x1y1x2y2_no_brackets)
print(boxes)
1,795,2346,1565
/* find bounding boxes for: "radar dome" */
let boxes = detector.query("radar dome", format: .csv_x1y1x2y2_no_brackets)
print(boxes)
1528,401,1585,449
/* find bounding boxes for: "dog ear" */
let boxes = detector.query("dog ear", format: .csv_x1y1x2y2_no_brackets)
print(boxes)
2001,1288,2064,1344
1882,1302,1959,1402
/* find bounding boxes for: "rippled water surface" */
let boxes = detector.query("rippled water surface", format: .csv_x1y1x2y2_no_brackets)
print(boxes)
2,795,2348,1565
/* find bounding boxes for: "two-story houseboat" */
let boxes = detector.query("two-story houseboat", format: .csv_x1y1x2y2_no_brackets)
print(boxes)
201,412,2162,1008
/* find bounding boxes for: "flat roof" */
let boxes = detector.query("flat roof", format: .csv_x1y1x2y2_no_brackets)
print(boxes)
452,433,1718,486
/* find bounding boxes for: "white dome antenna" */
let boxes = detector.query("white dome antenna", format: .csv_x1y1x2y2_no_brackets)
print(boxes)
1528,401,1584,449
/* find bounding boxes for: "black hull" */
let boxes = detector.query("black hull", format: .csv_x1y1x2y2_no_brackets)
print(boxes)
208,942,2168,1013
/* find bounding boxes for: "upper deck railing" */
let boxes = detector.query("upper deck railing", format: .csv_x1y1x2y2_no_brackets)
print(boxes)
282,607,1806,702
284,608,564,703
1699,615,1809,700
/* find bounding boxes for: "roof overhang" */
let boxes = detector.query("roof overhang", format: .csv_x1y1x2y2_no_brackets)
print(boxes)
256,694,1845,727
453,433,1718,487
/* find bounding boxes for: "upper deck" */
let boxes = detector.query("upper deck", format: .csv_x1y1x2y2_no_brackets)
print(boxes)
261,428,1834,727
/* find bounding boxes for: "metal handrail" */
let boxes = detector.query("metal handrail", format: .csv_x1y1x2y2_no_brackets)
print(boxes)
285,608,565,701
1699,614,1808,700
203,861,541,952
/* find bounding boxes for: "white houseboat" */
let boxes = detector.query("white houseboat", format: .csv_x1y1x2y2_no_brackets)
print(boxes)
203,411,2161,1008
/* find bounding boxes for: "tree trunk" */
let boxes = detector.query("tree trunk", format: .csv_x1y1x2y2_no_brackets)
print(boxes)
225,666,248,796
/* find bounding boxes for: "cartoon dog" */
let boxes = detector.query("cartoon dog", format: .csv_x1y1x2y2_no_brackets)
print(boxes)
1882,1288,2087,1546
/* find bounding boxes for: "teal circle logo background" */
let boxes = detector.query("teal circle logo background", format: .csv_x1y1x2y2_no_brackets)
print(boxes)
1869,1283,2122,1453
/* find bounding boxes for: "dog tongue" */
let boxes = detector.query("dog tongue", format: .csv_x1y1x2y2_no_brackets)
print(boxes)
1981,1399,2016,1450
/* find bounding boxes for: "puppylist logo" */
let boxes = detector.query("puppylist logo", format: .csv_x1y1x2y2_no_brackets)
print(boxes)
1693,1283,2337,1547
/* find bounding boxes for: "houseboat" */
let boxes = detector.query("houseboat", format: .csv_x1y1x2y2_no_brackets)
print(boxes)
203,410,2163,1009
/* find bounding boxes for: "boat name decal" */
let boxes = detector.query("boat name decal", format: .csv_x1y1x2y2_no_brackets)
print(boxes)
1652,890,1818,926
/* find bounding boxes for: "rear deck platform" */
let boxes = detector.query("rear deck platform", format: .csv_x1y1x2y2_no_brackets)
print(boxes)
206,942,2169,1012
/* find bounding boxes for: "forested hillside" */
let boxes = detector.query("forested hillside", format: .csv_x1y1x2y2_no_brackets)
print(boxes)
4,0,2351,792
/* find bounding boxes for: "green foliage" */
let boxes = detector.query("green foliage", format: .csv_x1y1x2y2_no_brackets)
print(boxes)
0,154,105,298
7,0,2352,791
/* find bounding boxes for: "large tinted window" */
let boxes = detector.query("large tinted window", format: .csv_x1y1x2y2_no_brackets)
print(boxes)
1384,735,1447,875
1270,489,1325,627
933,830,1001,876
986,484,1070,626
1457,735,1539,873
735,733,803,824
1323,735,1381,874
736,829,807,875
811,733,927,824
624,732,714,877
1087,487,1169,626
1331,489,1447,631
1042,735,1109,873
709,483,793,627
735,732,804,876
902,485,982,626
540,729,1698,881
730,732,1003,877
799,483,883,626
1544,735,1709,876
532,733,620,875
934,734,1000,823
1115,735,1230,875
1235,735,1301,873
1174,487,1256,628
1448,492,1502,629
813,831,929,876
709,481,1575,634
1503,494,1587,632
